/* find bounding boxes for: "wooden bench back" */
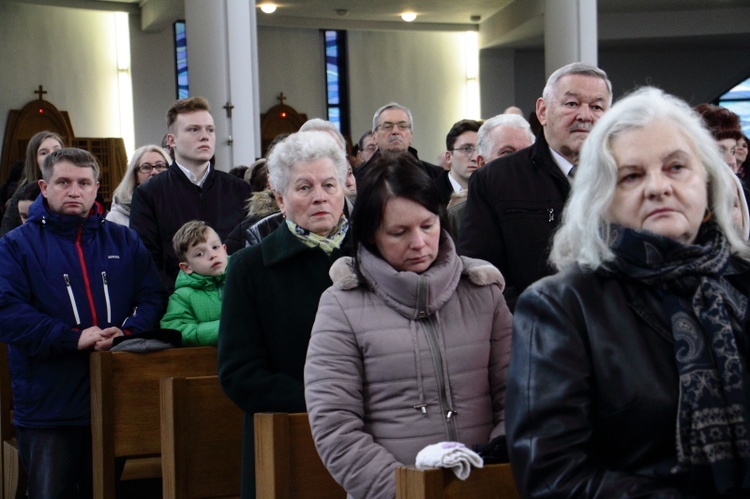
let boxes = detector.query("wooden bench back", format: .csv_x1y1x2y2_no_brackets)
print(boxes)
161,375,243,498
0,343,26,498
396,462,519,499
254,412,345,499
90,346,218,499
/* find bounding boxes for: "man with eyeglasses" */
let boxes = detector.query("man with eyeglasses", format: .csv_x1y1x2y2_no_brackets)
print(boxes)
354,102,443,182
356,131,377,167
459,62,612,311
130,97,251,290
436,119,483,205
447,114,536,241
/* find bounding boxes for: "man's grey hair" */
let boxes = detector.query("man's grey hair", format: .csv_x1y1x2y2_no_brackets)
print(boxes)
371,102,414,133
42,148,100,182
267,131,348,194
476,114,535,159
542,62,613,106
550,86,750,271
299,118,347,151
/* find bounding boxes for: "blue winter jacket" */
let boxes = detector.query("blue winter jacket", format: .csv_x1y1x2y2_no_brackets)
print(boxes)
0,196,166,427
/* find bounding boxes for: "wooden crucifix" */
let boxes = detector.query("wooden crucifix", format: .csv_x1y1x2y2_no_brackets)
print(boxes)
34,85,47,100
277,92,286,105
223,101,234,118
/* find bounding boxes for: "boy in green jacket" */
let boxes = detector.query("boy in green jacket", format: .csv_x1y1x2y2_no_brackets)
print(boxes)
161,220,228,346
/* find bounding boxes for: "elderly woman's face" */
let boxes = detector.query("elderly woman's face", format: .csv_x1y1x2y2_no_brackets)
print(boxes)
608,119,708,245
374,197,440,273
277,157,345,236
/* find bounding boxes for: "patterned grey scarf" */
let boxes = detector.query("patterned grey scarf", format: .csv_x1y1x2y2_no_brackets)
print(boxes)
609,223,750,495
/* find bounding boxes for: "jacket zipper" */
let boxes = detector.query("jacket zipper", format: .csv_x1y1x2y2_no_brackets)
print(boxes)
504,206,556,222
417,277,458,441
101,272,112,323
75,226,98,325
63,274,81,325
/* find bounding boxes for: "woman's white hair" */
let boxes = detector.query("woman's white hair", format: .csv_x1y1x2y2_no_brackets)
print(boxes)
267,130,348,194
550,86,750,271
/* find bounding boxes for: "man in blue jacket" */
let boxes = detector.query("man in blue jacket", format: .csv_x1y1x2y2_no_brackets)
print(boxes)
0,148,166,498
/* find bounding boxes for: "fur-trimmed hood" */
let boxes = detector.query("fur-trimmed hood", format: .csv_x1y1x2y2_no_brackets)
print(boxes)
329,231,504,320
245,189,279,220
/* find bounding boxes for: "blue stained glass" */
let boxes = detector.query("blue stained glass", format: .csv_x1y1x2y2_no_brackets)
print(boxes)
175,21,189,98
328,107,341,129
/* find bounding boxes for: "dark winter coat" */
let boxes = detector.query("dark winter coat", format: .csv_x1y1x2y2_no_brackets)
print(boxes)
217,223,351,498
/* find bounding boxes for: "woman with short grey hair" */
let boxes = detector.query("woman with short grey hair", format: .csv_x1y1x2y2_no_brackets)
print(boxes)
507,87,750,498
218,130,352,499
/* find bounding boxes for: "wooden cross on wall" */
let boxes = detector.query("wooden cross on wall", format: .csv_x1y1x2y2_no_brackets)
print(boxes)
34,85,47,100
277,92,286,105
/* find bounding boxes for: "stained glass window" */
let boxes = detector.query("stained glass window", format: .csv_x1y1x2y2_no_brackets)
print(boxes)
324,30,350,137
174,21,189,99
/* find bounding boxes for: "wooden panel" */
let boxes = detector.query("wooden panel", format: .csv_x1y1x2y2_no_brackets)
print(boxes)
396,463,519,499
161,375,243,498
1,99,75,184
71,137,128,204
254,413,345,499
90,347,219,499
0,343,26,499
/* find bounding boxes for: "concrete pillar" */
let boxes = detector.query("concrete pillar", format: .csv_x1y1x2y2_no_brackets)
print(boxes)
184,0,260,170
543,0,598,77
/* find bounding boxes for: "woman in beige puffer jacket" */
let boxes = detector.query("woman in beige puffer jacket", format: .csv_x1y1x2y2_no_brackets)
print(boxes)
304,153,512,499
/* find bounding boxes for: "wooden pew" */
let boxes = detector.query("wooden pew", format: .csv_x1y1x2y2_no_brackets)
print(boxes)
90,346,218,499
254,413,345,499
0,343,26,499
160,375,243,498
396,462,519,499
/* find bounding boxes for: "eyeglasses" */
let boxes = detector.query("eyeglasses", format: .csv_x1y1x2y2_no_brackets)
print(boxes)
363,145,378,152
450,145,476,156
377,121,412,132
137,162,169,174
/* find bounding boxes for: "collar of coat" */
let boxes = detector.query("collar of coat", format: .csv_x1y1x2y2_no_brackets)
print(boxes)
330,232,504,292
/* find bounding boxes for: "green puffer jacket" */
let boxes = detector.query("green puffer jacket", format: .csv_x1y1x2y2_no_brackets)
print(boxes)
160,258,229,346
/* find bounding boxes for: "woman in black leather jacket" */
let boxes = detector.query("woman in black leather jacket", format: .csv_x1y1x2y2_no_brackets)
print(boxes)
506,87,750,498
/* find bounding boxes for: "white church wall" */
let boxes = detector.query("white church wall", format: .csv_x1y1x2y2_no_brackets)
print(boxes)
348,30,470,164
0,2,127,149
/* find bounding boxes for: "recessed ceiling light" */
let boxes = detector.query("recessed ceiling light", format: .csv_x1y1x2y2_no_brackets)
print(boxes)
401,12,417,22
259,3,277,14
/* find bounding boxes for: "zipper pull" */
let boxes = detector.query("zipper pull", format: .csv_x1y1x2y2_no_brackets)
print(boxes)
413,404,428,414
446,409,458,420
548,208,555,222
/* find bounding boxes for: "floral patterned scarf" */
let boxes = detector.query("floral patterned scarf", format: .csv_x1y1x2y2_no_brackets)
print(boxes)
285,215,348,255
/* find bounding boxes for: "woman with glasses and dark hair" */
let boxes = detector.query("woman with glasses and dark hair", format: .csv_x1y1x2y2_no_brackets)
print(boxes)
106,145,171,226
305,152,512,498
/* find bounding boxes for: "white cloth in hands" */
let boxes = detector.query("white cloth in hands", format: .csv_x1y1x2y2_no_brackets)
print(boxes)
415,441,484,480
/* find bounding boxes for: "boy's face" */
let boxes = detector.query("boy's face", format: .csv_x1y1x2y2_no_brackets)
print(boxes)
178,228,228,277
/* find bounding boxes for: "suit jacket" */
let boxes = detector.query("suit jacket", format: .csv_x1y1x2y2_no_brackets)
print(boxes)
458,132,570,310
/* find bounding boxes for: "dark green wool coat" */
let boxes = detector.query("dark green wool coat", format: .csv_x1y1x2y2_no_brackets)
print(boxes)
218,223,350,499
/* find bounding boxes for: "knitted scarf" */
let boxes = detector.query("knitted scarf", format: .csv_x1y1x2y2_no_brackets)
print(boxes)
285,215,348,255
608,223,750,494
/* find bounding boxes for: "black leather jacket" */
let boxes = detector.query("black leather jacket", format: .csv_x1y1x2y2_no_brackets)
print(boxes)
506,261,750,498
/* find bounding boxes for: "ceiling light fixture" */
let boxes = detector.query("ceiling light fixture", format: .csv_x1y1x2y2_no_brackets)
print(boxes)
401,12,417,22
259,3,277,14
